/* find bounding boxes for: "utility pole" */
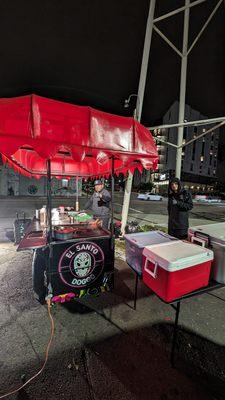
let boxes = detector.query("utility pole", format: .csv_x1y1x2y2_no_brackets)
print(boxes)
121,0,156,235
175,0,190,179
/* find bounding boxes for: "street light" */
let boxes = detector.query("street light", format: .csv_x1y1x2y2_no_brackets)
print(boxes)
124,94,140,120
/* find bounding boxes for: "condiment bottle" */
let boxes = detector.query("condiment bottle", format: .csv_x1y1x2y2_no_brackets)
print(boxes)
40,206,47,225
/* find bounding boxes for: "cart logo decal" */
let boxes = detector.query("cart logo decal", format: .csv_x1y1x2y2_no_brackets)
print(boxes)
74,252,92,277
58,241,104,288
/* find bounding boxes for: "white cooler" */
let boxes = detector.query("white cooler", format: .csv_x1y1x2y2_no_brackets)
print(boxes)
143,241,214,302
124,231,177,274
189,222,225,284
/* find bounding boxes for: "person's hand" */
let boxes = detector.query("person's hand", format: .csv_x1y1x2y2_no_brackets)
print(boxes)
99,193,102,198
172,198,177,205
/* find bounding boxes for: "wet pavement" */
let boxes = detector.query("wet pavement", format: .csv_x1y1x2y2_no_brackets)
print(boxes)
0,198,225,399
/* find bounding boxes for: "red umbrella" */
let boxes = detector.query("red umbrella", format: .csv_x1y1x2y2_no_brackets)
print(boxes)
0,94,158,177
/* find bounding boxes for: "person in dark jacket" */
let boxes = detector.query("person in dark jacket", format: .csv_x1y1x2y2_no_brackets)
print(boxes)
84,179,111,229
168,177,193,239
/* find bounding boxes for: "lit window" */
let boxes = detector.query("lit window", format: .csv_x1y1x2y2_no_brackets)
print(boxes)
200,156,204,162
62,179,68,187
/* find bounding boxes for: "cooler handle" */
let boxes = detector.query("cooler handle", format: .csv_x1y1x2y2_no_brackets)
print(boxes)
190,236,205,247
193,230,210,247
144,258,158,279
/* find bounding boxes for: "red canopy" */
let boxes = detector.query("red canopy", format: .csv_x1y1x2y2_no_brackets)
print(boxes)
0,94,158,178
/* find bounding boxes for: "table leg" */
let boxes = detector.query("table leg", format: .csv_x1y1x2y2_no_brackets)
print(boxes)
171,301,181,368
134,273,139,310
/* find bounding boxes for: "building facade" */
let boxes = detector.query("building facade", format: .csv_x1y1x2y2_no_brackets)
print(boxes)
152,101,220,193
0,162,81,197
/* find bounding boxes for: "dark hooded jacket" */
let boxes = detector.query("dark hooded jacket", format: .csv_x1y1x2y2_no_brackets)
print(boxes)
168,178,193,234
84,188,111,217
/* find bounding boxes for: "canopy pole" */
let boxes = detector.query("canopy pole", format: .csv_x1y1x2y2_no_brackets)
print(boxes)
75,176,79,211
47,159,52,242
175,0,190,179
111,156,115,238
121,0,156,235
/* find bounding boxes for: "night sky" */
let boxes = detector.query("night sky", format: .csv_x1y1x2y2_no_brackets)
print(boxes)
0,0,224,125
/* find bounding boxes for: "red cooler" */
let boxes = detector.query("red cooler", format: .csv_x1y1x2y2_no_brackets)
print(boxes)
143,241,214,302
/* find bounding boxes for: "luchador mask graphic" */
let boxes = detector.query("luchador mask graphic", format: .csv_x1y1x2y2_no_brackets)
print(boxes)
73,252,92,277
58,241,105,289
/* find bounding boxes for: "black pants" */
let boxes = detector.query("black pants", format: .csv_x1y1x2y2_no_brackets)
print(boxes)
168,228,188,240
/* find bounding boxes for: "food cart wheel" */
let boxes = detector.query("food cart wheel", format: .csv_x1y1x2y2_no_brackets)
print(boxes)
32,249,47,304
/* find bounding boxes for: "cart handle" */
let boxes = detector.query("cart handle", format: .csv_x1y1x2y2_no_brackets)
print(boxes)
144,258,158,279
190,235,206,247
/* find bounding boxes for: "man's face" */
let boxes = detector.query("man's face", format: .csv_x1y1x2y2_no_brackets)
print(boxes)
171,182,179,192
95,184,103,192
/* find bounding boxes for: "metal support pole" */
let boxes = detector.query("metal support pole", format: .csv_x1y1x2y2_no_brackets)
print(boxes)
121,0,156,235
180,120,225,148
175,0,190,179
75,176,79,211
137,0,156,121
46,159,52,242
121,171,133,235
149,115,225,130
150,120,225,149
111,156,115,238
187,0,223,56
153,25,183,58
153,0,207,23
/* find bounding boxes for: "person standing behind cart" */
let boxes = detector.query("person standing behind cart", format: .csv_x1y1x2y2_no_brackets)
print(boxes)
84,179,111,230
168,177,193,239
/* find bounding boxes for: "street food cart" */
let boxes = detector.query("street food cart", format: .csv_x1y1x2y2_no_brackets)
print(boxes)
0,94,158,302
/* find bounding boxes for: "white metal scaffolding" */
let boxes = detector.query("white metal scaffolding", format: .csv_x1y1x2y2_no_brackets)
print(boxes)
120,0,224,234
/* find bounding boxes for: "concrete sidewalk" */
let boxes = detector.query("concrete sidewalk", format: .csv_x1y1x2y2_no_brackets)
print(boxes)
116,211,218,228
0,237,225,399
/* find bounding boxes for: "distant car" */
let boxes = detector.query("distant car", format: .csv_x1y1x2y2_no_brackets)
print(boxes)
137,192,163,201
195,195,222,203
205,197,222,203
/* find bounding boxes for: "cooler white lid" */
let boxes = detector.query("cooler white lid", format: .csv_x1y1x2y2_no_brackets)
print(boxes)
143,241,214,271
124,230,177,248
189,222,225,244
